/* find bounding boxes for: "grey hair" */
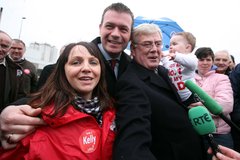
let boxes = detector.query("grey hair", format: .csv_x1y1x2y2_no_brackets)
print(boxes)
131,23,162,44
215,50,231,60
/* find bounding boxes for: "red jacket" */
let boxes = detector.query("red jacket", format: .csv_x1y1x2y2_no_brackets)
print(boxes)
0,104,116,160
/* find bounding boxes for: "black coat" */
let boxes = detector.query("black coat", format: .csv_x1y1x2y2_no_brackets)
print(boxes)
113,60,204,160
12,57,38,94
0,56,25,110
36,64,56,90
230,63,240,123
92,37,131,98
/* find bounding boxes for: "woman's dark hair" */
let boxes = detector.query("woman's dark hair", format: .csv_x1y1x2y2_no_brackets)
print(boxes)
28,42,112,117
195,47,214,60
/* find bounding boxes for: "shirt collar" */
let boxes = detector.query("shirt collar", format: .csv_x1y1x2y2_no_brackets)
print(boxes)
97,43,121,61
8,55,25,62
0,58,6,66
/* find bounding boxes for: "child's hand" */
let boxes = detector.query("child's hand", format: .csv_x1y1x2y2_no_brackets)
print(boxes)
163,52,176,60
168,52,176,60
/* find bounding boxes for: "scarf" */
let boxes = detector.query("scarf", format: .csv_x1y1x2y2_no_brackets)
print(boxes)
72,96,103,125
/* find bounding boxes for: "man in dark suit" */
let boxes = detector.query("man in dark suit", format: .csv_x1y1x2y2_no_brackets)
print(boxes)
92,37,131,97
0,2,133,148
113,23,204,160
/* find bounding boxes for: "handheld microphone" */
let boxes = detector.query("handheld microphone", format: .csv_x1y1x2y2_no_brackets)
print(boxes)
185,80,240,133
188,106,221,156
185,80,222,115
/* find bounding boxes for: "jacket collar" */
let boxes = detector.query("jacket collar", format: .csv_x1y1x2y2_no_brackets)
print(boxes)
42,104,92,127
196,70,216,79
130,60,171,90
41,103,115,128
129,60,182,103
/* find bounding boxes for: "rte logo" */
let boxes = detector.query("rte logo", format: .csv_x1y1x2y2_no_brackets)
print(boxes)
192,113,212,126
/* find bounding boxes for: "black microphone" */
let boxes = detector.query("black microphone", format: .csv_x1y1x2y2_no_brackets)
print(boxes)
188,106,221,156
185,80,240,133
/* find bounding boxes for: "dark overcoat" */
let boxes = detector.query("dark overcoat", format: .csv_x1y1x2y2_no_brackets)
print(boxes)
113,60,204,160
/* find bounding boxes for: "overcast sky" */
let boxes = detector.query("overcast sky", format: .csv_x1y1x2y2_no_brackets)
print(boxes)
1,0,240,63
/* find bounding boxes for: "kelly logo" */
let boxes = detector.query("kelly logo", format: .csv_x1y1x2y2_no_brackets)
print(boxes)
79,129,100,153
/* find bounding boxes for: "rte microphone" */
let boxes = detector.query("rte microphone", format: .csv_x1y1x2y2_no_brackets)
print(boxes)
185,80,240,133
188,106,221,156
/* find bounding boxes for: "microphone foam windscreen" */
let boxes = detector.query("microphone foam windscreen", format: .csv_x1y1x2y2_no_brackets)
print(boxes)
188,106,216,135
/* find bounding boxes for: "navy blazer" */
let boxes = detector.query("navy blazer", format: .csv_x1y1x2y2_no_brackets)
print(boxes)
113,60,204,160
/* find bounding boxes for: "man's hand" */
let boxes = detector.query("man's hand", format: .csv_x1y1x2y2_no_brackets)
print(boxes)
0,105,45,149
208,145,240,160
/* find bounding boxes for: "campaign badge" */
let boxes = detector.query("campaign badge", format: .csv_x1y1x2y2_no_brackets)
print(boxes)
79,129,100,153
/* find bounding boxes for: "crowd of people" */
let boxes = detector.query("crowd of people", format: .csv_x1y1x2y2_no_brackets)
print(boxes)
0,2,240,160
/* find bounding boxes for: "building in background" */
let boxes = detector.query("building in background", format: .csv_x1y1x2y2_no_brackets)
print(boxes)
25,42,58,76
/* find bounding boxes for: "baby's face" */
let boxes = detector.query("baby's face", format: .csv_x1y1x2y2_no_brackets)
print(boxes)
169,35,192,54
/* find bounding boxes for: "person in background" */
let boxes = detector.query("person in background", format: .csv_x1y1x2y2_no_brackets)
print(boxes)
36,63,55,90
113,23,204,160
229,54,236,70
191,47,233,160
0,42,116,160
0,31,24,111
229,63,240,152
161,32,198,107
214,50,231,76
0,2,133,149
208,145,240,160
8,39,38,95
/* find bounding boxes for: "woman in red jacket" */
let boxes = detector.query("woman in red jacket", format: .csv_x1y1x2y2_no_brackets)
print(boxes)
0,42,116,160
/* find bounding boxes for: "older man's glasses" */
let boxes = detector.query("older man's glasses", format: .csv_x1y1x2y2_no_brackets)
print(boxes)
0,43,11,50
134,41,163,49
